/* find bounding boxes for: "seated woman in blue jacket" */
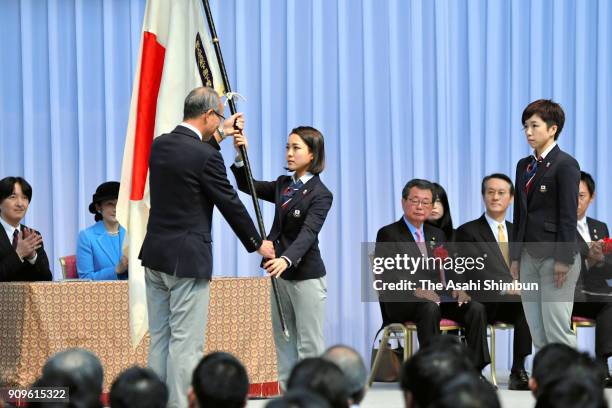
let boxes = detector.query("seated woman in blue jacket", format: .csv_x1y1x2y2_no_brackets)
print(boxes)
76,181,128,280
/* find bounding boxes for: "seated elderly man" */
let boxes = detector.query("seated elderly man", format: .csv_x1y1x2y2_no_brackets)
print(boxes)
0,176,51,282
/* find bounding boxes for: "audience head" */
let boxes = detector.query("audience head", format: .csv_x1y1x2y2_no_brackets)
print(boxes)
427,183,454,239
89,181,120,223
287,357,349,408
401,179,435,228
322,345,368,405
535,363,607,408
578,171,596,219
401,335,477,408
530,343,605,397
286,126,325,175
521,99,565,148
428,372,501,408
109,366,168,408
183,86,224,137
266,389,332,408
189,352,249,408
36,348,104,408
480,173,514,219
0,176,33,226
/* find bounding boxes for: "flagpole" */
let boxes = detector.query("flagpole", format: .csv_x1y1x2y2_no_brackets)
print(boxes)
201,0,290,339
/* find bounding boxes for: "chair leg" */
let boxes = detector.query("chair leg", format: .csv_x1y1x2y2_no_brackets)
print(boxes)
489,325,497,387
368,329,391,386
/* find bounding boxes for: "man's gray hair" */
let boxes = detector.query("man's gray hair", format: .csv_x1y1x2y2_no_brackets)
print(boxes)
322,345,368,403
183,87,220,120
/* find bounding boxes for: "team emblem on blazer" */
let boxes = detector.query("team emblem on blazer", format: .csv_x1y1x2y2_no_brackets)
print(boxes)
540,185,547,193
293,209,301,218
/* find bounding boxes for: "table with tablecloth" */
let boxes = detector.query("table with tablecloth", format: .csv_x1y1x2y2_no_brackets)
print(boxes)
0,278,279,397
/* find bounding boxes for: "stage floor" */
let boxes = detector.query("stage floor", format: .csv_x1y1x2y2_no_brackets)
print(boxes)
247,378,612,407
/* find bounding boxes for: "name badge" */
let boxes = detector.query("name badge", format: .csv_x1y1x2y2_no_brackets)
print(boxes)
293,209,301,218
540,185,547,193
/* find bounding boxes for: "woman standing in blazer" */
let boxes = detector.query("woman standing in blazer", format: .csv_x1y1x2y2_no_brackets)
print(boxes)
76,181,128,280
231,126,333,388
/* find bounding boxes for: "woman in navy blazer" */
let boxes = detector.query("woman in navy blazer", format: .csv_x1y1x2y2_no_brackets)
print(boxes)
231,126,333,388
76,182,128,280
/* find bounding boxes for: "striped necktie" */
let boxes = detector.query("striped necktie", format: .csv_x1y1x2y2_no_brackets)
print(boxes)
12,229,19,249
524,156,543,193
281,179,303,208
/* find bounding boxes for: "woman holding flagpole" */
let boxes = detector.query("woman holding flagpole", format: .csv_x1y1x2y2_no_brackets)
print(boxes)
231,126,333,389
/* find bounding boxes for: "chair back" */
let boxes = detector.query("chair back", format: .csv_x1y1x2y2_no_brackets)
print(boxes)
59,255,78,279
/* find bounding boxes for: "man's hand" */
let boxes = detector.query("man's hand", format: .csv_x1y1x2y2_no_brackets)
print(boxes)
15,228,42,260
586,241,605,267
415,288,440,303
257,240,276,259
221,112,245,138
452,290,471,306
553,261,570,288
505,280,521,296
510,260,520,280
115,255,129,275
264,258,289,278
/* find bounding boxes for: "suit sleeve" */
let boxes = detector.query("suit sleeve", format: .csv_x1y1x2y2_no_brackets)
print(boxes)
202,152,262,252
0,237,52,282
76,231,117,280
555,159,580,264
281,190,333,265
30,242,52,281
511,161,523,261
230,164,277,203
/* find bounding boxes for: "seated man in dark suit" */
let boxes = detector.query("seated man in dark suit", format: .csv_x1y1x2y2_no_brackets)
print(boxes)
375,179,490,377
0,176,52,282
455,173,533,390
571,171,612,387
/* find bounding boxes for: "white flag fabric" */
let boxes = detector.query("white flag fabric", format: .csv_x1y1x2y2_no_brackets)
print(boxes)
117,0,223,346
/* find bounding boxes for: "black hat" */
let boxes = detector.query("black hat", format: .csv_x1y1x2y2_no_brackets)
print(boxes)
88,182,120,214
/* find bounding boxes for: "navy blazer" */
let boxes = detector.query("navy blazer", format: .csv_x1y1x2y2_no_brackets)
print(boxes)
512,144,580,264
231,165,333,281
0,224,52,282
141,126,262,280
76,221,127,280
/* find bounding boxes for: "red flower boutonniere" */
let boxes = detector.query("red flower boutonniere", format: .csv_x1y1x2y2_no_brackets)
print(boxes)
603,237,612,256
433,245,449,260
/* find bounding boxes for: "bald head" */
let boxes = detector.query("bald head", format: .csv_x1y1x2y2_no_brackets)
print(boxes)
322,345,367,404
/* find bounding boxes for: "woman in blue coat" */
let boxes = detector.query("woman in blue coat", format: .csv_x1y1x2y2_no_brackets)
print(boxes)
77,181,128,280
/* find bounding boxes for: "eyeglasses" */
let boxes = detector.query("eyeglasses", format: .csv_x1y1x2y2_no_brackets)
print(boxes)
210,109,226,122
406,197,433,207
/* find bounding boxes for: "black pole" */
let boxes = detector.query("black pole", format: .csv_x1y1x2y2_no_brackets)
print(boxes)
201,0,289,339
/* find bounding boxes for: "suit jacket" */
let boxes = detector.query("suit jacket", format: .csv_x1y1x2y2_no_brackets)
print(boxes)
375,218,447,302
0,225,52,282
231,165,333,280
76,221,127,280
141,125,262,280
576,217,611,296
455,215,514,301
512,144,580,264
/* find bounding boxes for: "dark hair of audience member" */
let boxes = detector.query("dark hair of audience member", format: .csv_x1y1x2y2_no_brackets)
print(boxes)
287,358,349,408
427,182,454,240
0,176,33,203
428,372,501,408
401,335,477,408
530,343,606,397
109,366,168,408
322,345,367,405
535,364,607,408
191,352,249,408
265,388,332,408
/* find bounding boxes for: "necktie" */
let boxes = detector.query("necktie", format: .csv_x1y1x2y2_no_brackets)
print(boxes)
497,224,510,267
415,230,427,256
281,179,303,208
524,156,543,193
12,229,19,249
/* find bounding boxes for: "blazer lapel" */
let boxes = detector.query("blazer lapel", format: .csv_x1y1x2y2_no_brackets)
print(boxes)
281,176,318,216
94,223,117,265
527,145,559,201
587,218,603,241
476,216,507,268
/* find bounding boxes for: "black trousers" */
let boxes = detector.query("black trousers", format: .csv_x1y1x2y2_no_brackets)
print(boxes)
572,299,612,359
384,300,491,369
483,301,533,359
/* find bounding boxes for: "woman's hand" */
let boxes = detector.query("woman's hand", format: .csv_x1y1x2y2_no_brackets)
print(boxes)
264,257,289,278
233,132,249,153
115,255,129,275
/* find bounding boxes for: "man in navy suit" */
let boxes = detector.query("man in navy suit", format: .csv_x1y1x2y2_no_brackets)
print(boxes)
511,99,581,349
571,171,612,387
0,176,52,282
140,87,275,408
455,173,532,390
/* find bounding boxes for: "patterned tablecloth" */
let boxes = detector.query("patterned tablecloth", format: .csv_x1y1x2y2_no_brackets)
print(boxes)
0,278,279,397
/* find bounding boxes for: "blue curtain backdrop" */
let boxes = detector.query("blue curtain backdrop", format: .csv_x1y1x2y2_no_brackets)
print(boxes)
1,0,610,374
